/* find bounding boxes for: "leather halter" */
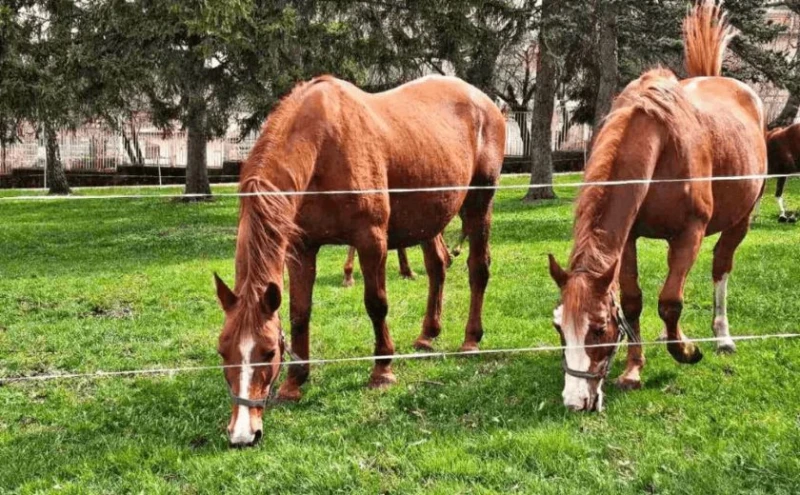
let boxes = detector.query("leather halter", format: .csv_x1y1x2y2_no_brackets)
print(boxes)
226,328,301,409
559,295,640,381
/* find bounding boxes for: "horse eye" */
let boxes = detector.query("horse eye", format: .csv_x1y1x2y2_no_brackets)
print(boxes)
589,325,606,336
262,350,276,363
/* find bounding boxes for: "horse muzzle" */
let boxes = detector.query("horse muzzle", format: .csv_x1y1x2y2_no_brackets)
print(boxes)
562,375,604,412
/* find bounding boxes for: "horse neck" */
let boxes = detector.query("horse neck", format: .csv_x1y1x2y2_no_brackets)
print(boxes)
569,112,665,274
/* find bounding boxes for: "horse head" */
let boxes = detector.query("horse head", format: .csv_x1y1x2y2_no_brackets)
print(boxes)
214,273,284,447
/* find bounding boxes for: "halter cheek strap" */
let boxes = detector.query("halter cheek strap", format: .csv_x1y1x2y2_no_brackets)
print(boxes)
226,328,299,409
560,295,640,381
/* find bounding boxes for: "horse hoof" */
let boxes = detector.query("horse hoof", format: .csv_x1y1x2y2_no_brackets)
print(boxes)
277,385,302,402
368,372,397,389
342,278,355,288
459,342,480,353
778,214,789,223
716,341,737,354
667,342,703,364
400,272,417,280
615,378,642,391
789,214,798,224
413,337,436,352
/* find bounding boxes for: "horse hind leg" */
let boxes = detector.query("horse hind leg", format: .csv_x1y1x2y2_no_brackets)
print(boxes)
397,248,416,279
711,217,750,353
459,188,495,352
412,237,448,351
659,224,706,364
342,246,356,287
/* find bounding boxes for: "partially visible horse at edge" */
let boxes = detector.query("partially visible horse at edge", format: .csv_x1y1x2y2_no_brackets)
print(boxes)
214,74,506,446
549,0,766,412
766,123,800,222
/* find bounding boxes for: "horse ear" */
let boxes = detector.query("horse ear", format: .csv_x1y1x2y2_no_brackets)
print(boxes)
548,254,569,289
214,273,237,312
593,260,619,294
261,282,282,315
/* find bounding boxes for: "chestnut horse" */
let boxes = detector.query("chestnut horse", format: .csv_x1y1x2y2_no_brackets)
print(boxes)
549,0,766,411
342,234,458,286
214,75,505,446
767,123,800,222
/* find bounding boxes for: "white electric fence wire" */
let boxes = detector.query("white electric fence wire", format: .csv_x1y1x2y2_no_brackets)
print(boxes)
2,333,798,385
0,172,796,203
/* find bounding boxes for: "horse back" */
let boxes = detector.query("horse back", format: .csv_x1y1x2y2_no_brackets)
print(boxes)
290,75,505,247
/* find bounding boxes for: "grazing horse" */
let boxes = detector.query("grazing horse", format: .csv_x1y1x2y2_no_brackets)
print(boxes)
548,0,766,412
766,124,800,222
342,234,458,286
214,74,505,446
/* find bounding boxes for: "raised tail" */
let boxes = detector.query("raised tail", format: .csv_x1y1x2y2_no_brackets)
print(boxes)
682,0,735,77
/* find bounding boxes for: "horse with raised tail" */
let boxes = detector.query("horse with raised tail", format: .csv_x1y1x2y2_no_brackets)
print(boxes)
214,74,505,446
549,0,766,412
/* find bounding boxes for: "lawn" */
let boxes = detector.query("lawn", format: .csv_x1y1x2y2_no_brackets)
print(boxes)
1,175,799,494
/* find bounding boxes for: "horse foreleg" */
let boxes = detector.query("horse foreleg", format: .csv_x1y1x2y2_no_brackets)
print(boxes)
460,190,494,352
278,246,319,402
711,217,749,353
342,246,356,287
357,234,396,388
412,238,448,351
397,248,416,279
659,225,705,365
616,236,645,390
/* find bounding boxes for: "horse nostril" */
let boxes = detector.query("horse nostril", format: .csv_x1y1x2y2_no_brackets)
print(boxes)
252,430,263,445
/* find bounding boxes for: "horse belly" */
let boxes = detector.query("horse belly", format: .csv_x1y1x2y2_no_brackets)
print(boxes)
387,190,466,248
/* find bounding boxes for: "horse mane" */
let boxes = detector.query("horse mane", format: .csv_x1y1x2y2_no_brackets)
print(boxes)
232,76,335,299
683,0,735,78
570,70,701,274
244,75,335,176
234,176,301,299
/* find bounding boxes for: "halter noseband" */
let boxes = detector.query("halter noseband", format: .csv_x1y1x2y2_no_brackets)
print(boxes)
226,328,301,409
560,295,640,381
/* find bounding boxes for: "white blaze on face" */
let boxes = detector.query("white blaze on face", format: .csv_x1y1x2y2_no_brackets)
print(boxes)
230,336,256,445
558,305,603,411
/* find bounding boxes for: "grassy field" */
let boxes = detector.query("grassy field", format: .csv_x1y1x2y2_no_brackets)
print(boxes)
1,175,799,494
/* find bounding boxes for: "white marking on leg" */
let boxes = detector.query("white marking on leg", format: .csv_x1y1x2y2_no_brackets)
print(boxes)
713,274,736,351
778,196,787,217
230,337,256,445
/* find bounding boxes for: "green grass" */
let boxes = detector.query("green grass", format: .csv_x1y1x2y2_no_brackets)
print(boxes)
1,175,799,494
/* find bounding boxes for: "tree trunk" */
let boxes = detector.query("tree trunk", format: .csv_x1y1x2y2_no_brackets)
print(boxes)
122,124,144,167
44,122,70,195
770,92,800,129
524,0,558,202
184,99,211,199
592,0,619,139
